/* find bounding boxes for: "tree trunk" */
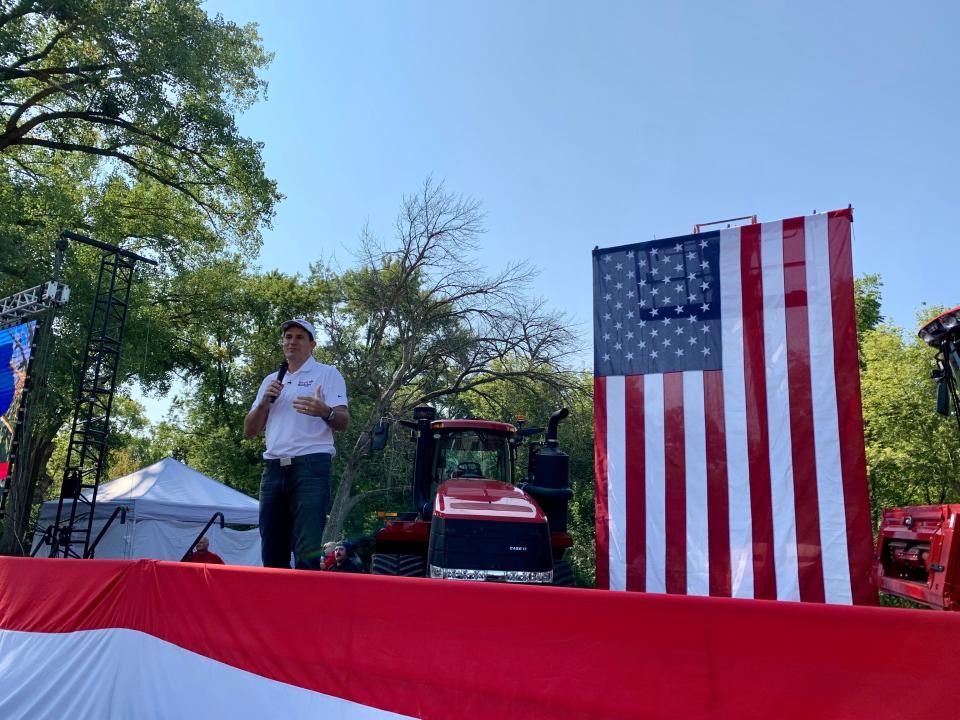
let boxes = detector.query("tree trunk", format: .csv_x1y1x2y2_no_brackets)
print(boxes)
0,434,54,556
324,462,357,542
324,420,378,542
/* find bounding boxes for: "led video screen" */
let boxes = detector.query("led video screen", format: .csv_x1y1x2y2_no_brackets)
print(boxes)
0,321,36,482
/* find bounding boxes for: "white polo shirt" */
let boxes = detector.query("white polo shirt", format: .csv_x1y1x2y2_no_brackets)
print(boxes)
251,356,348,459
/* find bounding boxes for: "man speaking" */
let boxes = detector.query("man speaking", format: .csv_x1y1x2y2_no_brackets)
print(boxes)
244,318,349,569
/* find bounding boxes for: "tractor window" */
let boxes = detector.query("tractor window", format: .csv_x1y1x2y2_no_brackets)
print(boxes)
950,341,960,374
433,430,511,484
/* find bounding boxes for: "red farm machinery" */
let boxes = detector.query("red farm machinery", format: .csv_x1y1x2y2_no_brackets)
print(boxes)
370,406,575,586
872,306,960,609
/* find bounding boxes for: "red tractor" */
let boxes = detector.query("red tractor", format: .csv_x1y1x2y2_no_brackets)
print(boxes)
872,306,960,609
370,406,575,586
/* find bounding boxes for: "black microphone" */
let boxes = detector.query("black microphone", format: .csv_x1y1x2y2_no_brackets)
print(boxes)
270,361,289,403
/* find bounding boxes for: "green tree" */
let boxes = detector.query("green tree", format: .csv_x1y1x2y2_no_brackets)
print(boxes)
153,181,584,548
42,394,158,501
0,0,279,554
156,264,330,496
0,0,277,238
854,273,883,366
860,310,960,523
315,179,581,541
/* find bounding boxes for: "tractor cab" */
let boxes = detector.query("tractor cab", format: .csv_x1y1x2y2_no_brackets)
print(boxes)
372,406,575,586
433,422,513,482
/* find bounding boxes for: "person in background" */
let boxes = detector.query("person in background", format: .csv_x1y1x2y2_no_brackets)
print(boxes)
186,536,225,565
327,542,362,573
320,541,337,570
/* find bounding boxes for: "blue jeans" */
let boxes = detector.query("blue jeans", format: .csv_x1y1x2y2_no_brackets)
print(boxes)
259,453,331,570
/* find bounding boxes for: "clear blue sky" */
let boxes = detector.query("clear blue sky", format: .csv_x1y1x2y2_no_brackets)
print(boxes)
203,0,957,353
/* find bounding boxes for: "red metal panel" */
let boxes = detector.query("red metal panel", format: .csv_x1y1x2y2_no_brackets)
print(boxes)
432,479,547,524
431,419,516,433
873,504,960,610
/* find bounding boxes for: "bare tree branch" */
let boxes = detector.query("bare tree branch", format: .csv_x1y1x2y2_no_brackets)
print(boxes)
0,62,118,82
4,78,93,132
322,178,581,540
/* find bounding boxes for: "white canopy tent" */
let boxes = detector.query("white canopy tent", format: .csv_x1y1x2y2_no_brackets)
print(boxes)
32,457,262,565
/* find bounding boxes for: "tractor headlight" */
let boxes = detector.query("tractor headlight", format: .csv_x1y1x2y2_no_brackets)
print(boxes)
429,565,554,584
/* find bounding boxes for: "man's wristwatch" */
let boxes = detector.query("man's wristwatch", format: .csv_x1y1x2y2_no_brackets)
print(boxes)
325,407,337,423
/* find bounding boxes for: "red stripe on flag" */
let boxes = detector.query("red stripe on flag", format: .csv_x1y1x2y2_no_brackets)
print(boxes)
740,223,777,600
828,207,854,222
782,217,826,604
594,375,610,590
703,370,731,597
827,212,878,606
663,372,686,595
625,375,646,592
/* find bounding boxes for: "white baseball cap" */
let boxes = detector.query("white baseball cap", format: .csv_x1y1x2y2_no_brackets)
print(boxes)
281,318,316,341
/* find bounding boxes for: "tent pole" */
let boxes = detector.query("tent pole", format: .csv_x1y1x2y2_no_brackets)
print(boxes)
128,504,137,560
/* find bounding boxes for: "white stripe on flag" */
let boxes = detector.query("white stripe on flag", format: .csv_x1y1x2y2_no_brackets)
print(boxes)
0,629,411,718
644,374,666,594
760,221,801,601
719,227,754,598
805,213,853,604
606,375,627,591
683,371,710,596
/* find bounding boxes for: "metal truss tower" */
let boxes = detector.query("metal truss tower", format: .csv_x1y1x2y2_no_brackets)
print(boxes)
48,232,156,558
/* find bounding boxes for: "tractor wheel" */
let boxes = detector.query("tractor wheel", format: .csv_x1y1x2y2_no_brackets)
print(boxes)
552,559,575,587
371,553,426,578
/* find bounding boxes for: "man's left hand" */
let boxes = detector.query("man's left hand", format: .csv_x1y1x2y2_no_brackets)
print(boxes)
292,395,328,417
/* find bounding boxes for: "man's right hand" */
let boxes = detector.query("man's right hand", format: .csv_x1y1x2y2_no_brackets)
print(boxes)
245,380,283,439
262,379,284,404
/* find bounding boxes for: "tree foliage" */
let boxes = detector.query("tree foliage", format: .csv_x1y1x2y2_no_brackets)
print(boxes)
0,0,278,239
156,264,330,496
315,179,582,541
142,180,587,562
857,283,960,543
860,308,960,522
854,273,883,366
0,0,278,554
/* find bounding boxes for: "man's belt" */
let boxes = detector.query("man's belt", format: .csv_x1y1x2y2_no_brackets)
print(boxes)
265,452,331,468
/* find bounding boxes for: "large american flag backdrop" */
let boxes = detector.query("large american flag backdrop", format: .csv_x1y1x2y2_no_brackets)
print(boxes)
593,209,876,604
